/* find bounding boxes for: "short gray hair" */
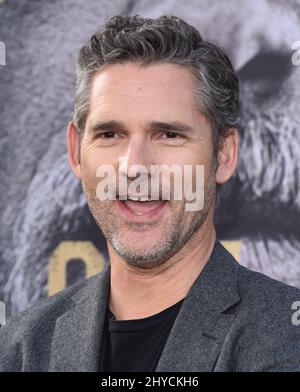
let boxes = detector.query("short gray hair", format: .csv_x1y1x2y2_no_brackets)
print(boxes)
73,14,240,155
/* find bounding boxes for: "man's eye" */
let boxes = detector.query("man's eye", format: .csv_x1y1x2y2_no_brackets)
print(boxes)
163,131,181,138
100,131,116,138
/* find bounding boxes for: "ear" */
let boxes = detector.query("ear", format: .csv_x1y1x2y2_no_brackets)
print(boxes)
67,121,81,179
215,128,238,184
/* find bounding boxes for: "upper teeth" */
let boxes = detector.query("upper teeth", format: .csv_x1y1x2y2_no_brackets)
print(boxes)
126,196,151,202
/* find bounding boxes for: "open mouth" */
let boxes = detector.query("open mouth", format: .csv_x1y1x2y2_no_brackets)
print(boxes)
121,199,166,215
116,196,168,220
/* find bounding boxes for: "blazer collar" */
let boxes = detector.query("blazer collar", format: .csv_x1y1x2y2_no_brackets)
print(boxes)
49,240,240,371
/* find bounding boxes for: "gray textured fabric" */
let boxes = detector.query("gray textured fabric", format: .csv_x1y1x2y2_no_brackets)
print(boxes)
0,240,300,372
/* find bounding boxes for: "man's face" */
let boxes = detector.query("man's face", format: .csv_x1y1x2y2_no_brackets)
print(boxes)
79,62,216,268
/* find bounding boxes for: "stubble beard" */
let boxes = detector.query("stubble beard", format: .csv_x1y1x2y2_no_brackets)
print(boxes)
81,171,216,270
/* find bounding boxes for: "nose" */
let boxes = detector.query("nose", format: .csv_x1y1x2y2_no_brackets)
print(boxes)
119,135,156,180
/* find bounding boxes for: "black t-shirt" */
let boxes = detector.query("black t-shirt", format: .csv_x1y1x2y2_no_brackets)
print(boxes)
99,297,185,372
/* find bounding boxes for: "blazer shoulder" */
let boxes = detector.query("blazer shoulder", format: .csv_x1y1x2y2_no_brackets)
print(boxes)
4,270,104,327
0,269,107,371
238,262,300,363
218,249,300,370
217,241,300,306
237,261,300,304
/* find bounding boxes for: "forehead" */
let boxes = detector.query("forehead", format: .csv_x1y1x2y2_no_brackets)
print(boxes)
87,62,200,122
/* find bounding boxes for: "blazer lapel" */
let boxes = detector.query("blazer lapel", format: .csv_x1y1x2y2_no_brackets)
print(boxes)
49,263,111,372
155,240,240,372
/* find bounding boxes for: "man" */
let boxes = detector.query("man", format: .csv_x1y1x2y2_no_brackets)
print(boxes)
0,14,300,372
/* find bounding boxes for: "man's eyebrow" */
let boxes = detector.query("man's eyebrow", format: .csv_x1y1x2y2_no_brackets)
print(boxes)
89,120,124,134
147,121,194,133
88,120,195,134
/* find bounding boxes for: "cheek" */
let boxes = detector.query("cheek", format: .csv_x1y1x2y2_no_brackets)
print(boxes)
160,146,213,168
80,144,115,182
81,151,99,184
180,149,215,193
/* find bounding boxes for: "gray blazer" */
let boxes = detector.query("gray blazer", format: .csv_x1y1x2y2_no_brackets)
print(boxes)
0,240,300,372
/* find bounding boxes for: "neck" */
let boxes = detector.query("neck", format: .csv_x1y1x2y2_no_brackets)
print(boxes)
107,212,216,320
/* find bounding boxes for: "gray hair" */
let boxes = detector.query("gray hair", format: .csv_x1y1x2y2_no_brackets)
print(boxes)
73,14,240,156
